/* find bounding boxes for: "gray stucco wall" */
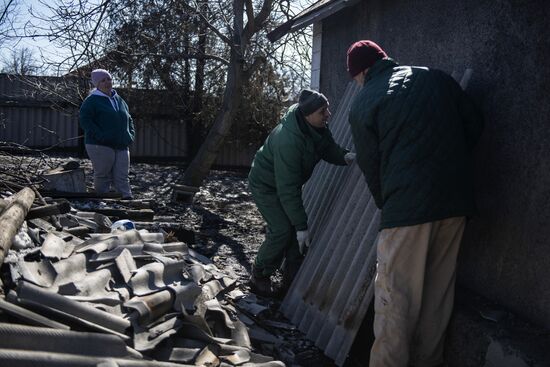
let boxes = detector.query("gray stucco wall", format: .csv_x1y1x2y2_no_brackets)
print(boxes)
319,0,550,329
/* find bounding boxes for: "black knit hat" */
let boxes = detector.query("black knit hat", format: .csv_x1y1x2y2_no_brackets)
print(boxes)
298,89,328,116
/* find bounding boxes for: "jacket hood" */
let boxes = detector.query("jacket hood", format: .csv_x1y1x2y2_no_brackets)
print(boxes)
281,103,326,142
91,88,118,98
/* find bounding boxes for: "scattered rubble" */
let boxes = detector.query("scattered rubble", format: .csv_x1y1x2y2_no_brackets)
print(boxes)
0,149,336,367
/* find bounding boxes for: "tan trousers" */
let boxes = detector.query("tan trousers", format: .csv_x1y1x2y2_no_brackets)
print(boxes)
369,217,466,367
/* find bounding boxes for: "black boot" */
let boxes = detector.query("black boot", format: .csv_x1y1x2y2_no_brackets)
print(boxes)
274,260,302,298
249,265,273,297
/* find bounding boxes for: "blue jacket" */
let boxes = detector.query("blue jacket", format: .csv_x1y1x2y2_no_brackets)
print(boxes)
79,89,135,149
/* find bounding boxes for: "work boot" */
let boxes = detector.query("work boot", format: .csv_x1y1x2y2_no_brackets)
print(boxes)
249,265,273,297
274,260,302,299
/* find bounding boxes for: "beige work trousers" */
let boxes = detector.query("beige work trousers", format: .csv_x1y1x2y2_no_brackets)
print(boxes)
369,216,466,367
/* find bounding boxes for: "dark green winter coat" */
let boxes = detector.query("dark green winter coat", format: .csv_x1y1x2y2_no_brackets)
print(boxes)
249,104,348,230
79,90,135,150
349,59,484,229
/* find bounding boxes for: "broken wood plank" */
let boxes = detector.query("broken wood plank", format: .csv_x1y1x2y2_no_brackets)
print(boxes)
0,187,35,264
26,201,71,220
172,184,200,204
80,208,155,221
26,179,63,231
96,198,153,209
40,191,122,199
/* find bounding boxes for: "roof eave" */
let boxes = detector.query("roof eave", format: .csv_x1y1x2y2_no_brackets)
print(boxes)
267,0,360,43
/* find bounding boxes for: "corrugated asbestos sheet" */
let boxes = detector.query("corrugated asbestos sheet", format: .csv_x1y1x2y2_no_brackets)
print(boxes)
281,81,380,366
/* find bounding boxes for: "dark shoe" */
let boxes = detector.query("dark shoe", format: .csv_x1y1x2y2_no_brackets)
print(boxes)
249,265,273,297
274,260,302,299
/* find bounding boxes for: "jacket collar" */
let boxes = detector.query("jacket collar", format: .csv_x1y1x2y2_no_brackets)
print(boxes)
365,58,398,83
92,88,118,98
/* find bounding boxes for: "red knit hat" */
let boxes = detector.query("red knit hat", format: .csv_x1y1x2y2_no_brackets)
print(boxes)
346,40,387,77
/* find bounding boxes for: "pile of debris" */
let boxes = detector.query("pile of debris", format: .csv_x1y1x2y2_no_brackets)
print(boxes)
0,154,287,366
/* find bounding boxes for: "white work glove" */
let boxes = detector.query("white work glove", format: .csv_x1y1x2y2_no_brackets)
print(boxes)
296,230,310,255
344,152,356,165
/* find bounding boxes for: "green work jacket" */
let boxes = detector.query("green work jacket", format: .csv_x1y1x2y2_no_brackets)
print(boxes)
249,104,348,230
349,59,484,229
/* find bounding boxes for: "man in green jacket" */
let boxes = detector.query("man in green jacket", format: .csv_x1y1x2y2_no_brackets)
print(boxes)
346,40,484,367
248,89,355,296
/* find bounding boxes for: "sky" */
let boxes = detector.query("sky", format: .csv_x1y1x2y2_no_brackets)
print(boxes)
1,0,314,76
2,0,89,75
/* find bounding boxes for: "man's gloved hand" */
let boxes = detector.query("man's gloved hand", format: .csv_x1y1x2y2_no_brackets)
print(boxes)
344,152,356,165
296,230,310,255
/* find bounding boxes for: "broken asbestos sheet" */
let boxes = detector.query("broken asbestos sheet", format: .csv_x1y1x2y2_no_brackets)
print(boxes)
0,191,284,367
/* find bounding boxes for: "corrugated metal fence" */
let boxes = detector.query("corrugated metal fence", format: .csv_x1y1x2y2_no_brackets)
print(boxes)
0,74,256,168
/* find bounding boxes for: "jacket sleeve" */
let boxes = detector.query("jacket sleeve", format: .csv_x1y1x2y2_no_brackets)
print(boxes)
320,129,348,166
79,98,108,143
349,105,384,209
121,98,136,142
273,141,308,230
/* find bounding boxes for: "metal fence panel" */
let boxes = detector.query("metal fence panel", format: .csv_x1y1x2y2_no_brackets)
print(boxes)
0,106,80,148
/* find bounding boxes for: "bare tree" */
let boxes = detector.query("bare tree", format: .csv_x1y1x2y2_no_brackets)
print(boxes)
0,0,19,46
1,46,41,75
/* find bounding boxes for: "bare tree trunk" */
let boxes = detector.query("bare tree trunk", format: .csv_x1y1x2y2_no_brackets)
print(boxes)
182,0,245,188
182,59,244,187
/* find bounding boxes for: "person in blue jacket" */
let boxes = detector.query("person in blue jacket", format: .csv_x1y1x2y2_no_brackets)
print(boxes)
79,69,135,199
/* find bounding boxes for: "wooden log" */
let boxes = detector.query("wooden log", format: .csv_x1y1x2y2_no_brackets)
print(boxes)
0,187,35,264
26,201,71,220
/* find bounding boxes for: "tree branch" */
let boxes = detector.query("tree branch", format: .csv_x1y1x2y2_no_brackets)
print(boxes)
69,0,111,72
0,0,15,25
243,0,272,41
182,1,234,48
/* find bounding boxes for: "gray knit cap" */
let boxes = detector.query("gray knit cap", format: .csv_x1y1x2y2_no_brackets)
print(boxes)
298,89,328,116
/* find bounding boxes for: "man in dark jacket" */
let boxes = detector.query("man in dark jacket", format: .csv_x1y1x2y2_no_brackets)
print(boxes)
346,40,484,367
248,89,355,296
